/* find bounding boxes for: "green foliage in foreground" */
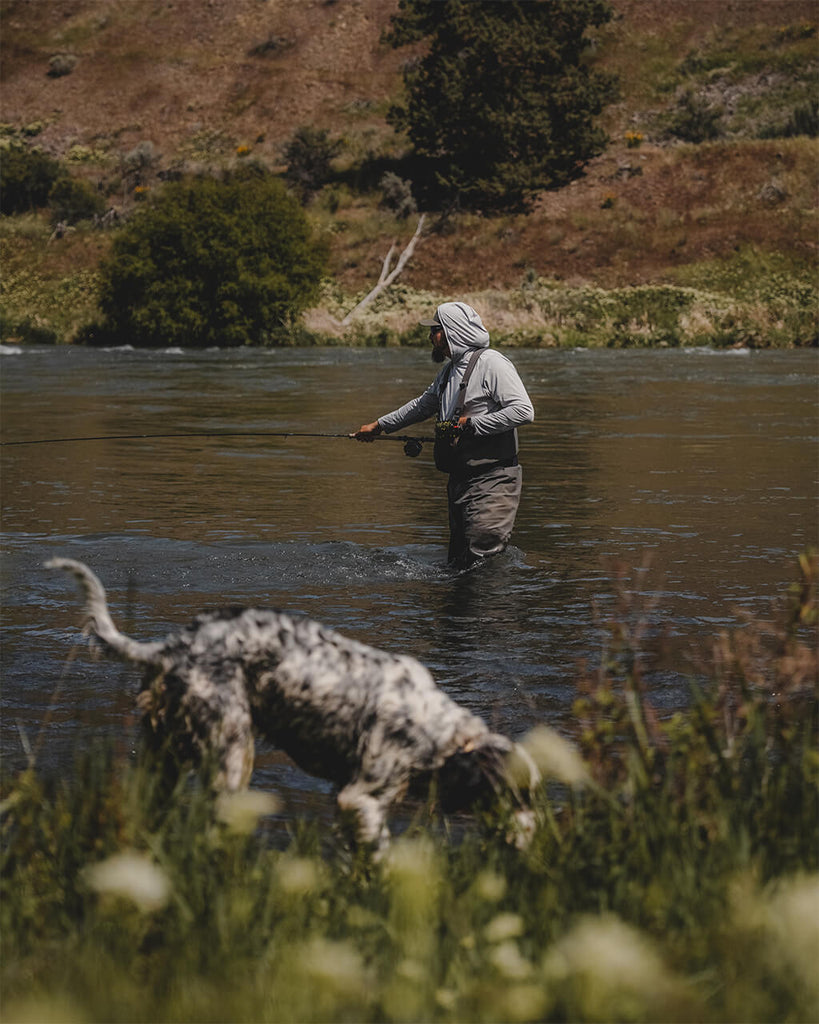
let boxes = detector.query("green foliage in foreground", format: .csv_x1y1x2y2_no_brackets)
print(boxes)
2,557,816,1023
94,168,328,348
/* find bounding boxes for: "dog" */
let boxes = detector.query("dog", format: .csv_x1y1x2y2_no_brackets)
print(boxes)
47,558,538,853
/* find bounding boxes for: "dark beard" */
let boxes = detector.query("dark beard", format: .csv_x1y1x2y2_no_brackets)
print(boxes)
431,346,446,363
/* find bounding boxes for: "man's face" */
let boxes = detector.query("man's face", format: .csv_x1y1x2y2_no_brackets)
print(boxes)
430,325,449,363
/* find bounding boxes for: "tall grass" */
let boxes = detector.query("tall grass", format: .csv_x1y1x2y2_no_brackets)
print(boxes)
308,254,818,349
2,554,816,1022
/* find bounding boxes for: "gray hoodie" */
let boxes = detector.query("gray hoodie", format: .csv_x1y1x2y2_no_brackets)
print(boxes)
378,302,534,439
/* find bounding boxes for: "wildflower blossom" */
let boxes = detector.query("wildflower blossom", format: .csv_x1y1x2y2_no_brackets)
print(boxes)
298,937,367,997
276,855,322,895
485,912,525,944
216,789,281,833
542,914,681,1018
490,940,532,980
508,724,590,787
474,869,506,903
84,850,170,912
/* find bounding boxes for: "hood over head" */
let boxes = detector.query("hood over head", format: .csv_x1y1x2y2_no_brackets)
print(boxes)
433,302,490,359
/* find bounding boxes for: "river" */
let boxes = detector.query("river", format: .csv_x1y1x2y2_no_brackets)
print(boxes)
1,344,816,823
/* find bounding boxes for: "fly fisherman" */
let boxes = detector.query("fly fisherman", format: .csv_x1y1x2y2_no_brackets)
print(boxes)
354,301,534,568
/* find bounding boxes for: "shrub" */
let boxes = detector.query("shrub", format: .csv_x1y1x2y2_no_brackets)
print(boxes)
281,126,341,201
0,142,63,215
47,176,106,225
123,140,158,172
47,53,77,78
379,171,418,219
662,87,724,143
97,169,328,347
784,99,819,138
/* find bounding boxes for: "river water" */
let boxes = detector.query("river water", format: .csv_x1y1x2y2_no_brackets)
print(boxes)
1,344,816,821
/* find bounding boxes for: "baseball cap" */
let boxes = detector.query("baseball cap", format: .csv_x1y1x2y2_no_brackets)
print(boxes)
419,315,442,327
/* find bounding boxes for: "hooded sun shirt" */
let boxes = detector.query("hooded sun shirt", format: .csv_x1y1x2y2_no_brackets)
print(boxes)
378,302,534,440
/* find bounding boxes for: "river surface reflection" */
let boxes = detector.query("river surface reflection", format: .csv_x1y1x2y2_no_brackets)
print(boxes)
2,344,816,822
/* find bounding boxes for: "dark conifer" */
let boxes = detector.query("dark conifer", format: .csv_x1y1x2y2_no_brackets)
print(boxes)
384,0,617,211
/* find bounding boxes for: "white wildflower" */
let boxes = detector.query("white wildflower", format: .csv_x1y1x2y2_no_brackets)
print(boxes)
474,869,506,903
500,983,549,1023
215,789,281,833
84,850,170,912
542,913,680,1018
386,834,438,882
485,911,525,944
508,725,590,788
732,872,819,1009
490,940,532,980
764,873,819,997
299,937,366,998
276,855,321,895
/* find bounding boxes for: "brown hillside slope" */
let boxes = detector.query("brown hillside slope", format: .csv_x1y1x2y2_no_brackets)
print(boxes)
1,0,813,161
1,0,817,296
0,0,401,163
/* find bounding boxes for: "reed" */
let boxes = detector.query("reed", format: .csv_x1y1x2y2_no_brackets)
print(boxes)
2,553,816,1022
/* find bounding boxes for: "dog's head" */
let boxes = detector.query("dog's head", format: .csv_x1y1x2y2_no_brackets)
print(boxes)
436,734,536,807
431,735,540,848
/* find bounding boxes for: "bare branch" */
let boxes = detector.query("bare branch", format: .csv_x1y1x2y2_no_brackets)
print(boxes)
340,214,426,326
378,243,397,286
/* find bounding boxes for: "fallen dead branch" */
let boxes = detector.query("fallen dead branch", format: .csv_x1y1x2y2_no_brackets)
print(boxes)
340,214,426,326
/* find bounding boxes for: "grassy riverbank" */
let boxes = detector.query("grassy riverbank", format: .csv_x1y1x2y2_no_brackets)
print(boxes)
2,206,815,348
310,244,817,348
2,555,816,1023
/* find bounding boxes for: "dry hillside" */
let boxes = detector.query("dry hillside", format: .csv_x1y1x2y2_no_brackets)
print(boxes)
1,0,817,297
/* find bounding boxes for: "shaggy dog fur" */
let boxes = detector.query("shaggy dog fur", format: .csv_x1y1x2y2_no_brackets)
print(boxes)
48,558,537,852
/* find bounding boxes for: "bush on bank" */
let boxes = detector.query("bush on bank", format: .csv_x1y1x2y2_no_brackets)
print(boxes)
93,167,328,348
1,555,816,1023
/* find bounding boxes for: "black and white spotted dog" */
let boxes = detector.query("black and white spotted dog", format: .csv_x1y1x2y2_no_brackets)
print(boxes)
48,558,538,852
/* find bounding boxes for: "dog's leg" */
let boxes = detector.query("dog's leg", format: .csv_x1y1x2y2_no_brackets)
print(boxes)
46,558,166,664
215,726,256,792
336,781,395,856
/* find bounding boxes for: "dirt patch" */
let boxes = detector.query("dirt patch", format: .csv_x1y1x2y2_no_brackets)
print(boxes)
0,0,405,161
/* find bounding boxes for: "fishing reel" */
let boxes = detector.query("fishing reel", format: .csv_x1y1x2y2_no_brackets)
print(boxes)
435,418,460,443
434,418,473,444
403,438,424,458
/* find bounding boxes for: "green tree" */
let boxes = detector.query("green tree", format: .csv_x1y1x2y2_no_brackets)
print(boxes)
0,142,63,215
48,176,106,225
97,169,327,347
385,0,616,211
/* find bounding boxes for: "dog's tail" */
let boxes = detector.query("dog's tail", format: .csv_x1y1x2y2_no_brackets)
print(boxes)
46,557,166,664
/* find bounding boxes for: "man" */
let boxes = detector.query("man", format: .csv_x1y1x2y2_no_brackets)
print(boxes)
355,301,534,568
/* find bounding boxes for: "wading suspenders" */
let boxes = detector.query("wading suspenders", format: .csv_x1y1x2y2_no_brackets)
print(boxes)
441,348,485,421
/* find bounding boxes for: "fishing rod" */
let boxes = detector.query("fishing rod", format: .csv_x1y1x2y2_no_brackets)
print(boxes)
0,430,434,457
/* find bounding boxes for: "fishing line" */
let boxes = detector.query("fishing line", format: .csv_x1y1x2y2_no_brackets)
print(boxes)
0,430,433,457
